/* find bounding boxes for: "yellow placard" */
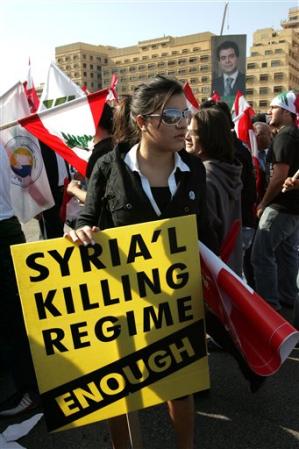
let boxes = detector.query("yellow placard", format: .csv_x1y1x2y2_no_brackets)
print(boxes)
11,215,209,432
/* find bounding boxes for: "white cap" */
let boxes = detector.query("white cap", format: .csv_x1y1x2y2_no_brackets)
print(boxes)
270,91,299,114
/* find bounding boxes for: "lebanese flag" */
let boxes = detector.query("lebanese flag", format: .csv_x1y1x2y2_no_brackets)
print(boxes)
23,58,40,113
232,91,256,147
19,88,109,176
183,82,200,114
232,91,261,198
199,241,299,376
210,91,221,103
39,62,85,111
106,73,119,104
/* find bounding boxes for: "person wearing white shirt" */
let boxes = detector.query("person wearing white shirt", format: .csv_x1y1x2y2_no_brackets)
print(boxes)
0,144,39,417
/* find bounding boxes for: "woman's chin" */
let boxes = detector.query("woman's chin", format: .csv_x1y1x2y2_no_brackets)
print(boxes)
185,144,194,153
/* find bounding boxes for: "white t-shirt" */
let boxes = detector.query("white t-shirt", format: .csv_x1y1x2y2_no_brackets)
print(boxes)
0,144,14,220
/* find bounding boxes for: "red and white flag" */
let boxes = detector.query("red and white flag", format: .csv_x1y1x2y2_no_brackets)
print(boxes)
183,82,200,114
23,58,40,113
0,83,54,223
38,62,85,112
232,91,256,151
19,88,109,176
232,91,260,195
199,241,299,376
210,91,221,103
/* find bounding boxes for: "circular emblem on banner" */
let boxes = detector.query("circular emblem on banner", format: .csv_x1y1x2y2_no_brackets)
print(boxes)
5,136,43,187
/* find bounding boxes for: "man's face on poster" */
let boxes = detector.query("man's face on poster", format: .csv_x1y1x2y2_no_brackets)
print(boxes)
218,48,239,75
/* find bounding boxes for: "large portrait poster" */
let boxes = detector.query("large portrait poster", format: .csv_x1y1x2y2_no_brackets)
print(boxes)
211,34,246,105
11,215,209,432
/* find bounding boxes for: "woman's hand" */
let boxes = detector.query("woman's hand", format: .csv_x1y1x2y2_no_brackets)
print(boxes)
64,225,99,246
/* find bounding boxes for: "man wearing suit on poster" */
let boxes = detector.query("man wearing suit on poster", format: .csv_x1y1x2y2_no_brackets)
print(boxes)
212,40,246,97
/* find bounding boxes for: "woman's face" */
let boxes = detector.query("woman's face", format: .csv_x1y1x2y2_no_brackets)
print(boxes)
141,93,191,153
185,117,203,156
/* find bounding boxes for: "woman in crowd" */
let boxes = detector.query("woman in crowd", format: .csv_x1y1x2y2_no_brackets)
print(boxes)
66,75,217,449
185,107,243,276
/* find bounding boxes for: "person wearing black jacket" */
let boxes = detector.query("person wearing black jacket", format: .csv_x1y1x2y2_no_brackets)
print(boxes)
67,75,216,449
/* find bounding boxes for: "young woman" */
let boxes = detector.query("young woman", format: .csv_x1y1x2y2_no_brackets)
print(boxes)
66,75,217,449
185,107,243,276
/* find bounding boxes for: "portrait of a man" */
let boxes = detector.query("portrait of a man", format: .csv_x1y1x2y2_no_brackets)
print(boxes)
211,36,246,98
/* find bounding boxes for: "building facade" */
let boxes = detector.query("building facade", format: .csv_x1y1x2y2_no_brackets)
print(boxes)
246,7,299,111
55,7,299,112
56,32,213,102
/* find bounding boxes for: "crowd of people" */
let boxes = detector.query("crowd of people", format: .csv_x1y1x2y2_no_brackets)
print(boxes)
0,74,298,449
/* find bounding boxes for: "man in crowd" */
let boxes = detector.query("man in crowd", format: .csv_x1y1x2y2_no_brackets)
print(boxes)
252,121,273,203
251,91,299,317
212,40,246,97
0,144,39,417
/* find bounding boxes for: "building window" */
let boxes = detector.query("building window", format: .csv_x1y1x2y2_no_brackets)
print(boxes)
274,85,283,93
275,48,283,54
193,47,200,52
246,89,254,95
171,51,178,55
261,62,268,68
189,67,198,72
90,64,93,69
189,57,198,63
271,60,281,67
200,65,209,72
259,100,268,108
260,74,269,81
246,75,255,83
200,55,209,62
247,63,256,69
259,87,268,95
182,49,188,53
274,72,284,81
265,50,272,55
201,76,208,83
90,56,93,61
139,65,146,70
168,60,176,66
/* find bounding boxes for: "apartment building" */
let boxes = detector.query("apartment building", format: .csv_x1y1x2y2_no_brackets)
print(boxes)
246,7,299,111
56,32,213,102
55,7,298,111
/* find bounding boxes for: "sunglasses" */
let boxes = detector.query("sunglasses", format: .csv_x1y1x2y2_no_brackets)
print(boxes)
145,108,192,125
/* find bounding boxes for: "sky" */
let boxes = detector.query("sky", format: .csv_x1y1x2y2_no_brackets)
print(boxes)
0,0,297,95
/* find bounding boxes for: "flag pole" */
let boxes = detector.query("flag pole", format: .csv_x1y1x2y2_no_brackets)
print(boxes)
220,2,229,35
0,88,108,131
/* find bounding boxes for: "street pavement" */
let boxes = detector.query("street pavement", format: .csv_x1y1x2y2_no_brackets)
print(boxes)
0,220,298,449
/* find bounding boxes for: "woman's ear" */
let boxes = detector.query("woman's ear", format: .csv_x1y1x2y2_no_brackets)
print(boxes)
135,114,147,131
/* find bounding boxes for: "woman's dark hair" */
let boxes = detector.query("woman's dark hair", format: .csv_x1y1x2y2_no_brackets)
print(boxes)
193,108,234,163
98,103,114,134
113,95,137,145
112,76,183,144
